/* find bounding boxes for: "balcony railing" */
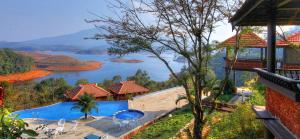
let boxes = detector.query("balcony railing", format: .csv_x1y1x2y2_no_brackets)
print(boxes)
255,68,300,102
224,58,265,70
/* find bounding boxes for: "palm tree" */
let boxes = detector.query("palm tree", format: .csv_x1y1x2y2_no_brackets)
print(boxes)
71,93,98,119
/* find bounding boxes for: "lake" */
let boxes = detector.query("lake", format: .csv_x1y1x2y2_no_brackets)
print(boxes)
35,51,186,85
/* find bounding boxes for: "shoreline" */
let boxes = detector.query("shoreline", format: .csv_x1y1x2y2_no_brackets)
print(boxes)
0,70,52,83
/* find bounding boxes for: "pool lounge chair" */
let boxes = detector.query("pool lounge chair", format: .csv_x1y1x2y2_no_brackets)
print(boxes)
58,119,65,127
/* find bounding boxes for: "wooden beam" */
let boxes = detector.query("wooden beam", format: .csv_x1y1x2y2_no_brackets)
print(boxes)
277,0,293,8
231,0,264,27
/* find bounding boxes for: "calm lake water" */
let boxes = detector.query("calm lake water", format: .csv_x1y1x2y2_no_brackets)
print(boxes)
35,51,185,85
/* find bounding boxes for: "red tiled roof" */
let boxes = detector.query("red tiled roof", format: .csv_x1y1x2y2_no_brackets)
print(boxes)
219,32,267,48
67,84,111,100
277,31,300,46
108,81,149,95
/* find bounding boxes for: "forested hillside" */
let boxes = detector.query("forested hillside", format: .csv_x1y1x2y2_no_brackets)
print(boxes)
0,49,34,75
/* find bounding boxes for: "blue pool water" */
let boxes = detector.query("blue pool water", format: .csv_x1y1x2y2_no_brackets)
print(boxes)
115,110,144,120
13,101,128,120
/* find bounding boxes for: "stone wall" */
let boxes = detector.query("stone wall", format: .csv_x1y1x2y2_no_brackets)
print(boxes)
266,87,300,137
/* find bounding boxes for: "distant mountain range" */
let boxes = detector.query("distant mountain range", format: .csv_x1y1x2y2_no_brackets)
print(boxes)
0,29,109,54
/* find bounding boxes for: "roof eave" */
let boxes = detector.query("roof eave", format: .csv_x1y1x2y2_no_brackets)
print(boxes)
230,0,265,27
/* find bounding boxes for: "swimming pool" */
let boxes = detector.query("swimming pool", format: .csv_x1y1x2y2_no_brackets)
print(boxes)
13,101,128,120
115,109,144,120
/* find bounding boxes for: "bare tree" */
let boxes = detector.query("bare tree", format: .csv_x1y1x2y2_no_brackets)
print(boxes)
87,0,240,138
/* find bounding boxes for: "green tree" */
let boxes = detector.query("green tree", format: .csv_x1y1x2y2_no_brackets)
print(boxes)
127,69,151,87
35,78,71,102
0,108,38,138
71,93,98,119
0,49,34,75
112,75,122,83
76,79,89,86
99,79,113,89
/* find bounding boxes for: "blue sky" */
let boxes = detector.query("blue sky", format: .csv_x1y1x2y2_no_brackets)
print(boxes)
0,0,112,42
0,0,235,42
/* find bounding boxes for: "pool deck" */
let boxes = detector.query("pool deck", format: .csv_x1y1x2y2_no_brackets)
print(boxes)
25,86,187,139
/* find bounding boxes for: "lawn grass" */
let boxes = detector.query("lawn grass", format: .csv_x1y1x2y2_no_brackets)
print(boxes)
132,106,193,139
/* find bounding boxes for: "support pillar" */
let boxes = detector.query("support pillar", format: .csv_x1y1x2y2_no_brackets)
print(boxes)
267,0,276,73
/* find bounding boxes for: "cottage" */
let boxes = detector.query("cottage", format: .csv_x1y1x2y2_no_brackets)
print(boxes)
66,84,111,101
108,81,149,100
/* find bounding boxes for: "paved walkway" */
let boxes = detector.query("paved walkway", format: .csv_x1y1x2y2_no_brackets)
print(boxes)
26,87,187,139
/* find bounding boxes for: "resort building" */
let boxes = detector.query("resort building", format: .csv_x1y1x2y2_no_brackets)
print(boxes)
108,80,149,100
66,84,111,101
230,0,300,138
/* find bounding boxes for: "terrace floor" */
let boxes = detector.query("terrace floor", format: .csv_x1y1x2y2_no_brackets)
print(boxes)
25,86,187,139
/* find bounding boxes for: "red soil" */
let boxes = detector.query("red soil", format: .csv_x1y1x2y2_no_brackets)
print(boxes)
110,58,143,63
0,70,52,83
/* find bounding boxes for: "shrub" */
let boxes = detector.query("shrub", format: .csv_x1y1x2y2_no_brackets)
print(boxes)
221,79,235,95
0,108,38,138
208,81,265,139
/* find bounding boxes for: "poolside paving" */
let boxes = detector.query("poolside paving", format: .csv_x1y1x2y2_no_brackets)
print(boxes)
25,86,187,139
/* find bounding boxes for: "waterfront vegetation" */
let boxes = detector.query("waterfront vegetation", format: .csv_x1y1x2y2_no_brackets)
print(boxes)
0,49,34,75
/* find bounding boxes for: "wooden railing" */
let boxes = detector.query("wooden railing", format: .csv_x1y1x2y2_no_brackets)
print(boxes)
224,58,265,70
276,69,300,80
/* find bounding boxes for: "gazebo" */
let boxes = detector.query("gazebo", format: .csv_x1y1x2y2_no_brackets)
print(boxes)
219,32,267,71
220,31,300,71
230,0,300,139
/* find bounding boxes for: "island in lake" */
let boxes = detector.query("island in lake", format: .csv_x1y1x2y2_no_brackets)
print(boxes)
19,52,103,71
110,58,144,63
0,52,103,83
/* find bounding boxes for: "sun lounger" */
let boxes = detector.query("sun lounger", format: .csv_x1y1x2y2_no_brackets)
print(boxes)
58,119,65,127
